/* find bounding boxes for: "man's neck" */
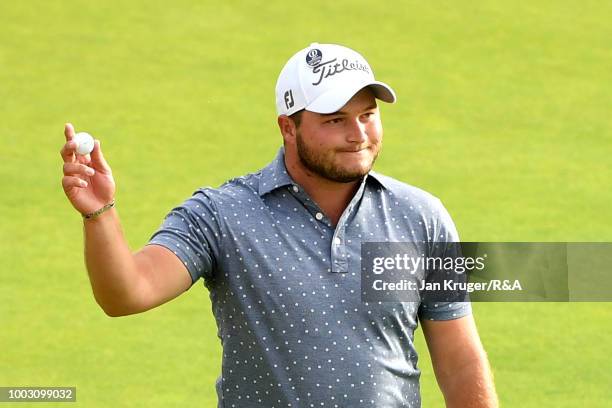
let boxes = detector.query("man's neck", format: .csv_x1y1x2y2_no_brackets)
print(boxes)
284,157,361,227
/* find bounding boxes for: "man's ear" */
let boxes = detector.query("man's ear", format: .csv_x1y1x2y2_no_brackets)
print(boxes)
278,115,297,143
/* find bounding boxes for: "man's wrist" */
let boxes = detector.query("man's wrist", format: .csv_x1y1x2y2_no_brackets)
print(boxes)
82,200,116,220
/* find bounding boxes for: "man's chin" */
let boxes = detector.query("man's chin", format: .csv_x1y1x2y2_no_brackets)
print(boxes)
327,165,371,183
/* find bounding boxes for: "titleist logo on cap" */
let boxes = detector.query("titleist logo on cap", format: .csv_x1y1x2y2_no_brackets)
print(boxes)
311,58,370,86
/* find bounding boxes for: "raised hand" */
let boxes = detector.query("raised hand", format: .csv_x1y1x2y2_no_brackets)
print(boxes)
60,123,116,216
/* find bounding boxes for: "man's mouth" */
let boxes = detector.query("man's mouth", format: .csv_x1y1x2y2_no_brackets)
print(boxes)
338,146,369,153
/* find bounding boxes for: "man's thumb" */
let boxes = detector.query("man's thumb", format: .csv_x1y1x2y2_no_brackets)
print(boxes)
91,140,112,173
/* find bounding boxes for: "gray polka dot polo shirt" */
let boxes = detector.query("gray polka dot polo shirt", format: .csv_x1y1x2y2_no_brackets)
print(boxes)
148,147,471,408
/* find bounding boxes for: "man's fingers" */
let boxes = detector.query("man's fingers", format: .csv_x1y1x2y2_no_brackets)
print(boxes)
64,123,75,141
60,140,77,163
90,140,112,173
79,153,92,165
62,175,88,190
63,162,95,177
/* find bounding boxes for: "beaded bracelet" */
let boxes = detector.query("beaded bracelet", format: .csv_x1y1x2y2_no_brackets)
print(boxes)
82,200,115,220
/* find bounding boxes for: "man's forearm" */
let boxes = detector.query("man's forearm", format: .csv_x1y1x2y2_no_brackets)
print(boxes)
440,354,498,408
83,208,140,316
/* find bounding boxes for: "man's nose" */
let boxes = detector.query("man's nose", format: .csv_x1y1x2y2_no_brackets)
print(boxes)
346,118,368,143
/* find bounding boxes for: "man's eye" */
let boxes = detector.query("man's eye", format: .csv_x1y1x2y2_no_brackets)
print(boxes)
326,118,343,124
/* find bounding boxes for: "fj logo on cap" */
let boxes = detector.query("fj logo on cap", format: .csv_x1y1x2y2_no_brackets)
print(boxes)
305,49,322,66
284,90,294,109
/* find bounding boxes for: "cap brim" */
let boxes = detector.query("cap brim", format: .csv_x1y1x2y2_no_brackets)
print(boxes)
306,81,396,114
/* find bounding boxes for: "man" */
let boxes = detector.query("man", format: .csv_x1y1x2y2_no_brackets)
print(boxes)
60,43,498,407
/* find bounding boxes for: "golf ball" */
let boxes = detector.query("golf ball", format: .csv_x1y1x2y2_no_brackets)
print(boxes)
74,132,95,155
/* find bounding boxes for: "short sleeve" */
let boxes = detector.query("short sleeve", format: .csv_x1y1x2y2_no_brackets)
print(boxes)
147,189,222,285
418,198,472,321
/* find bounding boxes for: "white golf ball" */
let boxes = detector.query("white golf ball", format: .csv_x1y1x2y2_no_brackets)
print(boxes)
74,132,95,156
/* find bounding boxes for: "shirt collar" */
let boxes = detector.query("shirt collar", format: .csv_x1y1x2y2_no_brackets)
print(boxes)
258,146,391,196
258,147,295,196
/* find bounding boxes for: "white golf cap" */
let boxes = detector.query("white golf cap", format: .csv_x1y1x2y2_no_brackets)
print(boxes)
275,43,396,116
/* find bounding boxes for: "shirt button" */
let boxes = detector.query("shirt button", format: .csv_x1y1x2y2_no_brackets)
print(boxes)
315,212,324,220
292,185,299,193
334,237,341,245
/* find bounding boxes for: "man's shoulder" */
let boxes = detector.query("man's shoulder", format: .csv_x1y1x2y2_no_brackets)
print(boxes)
369,170,444,209
370,171,458,237
194,150,289,202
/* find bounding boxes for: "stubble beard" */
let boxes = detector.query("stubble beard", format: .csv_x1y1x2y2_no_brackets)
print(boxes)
295,130,379,183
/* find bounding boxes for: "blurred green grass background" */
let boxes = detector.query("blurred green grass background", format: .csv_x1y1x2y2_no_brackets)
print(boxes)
1,0,611,406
